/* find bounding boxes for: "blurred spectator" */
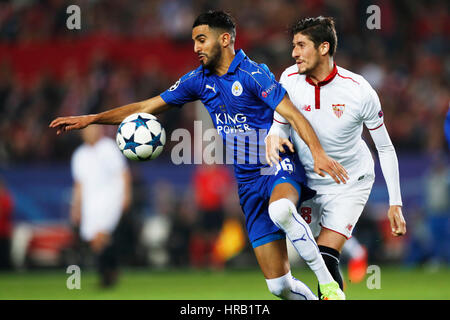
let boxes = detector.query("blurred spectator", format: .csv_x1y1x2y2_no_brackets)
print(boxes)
70,125,132,287
168,187,197,267
140,180,175,267
123,166,152,266
190,164,232,268
351,203,385,263
214,186,247,266
404,205,432,266
0,178,14,269
424,154,450,266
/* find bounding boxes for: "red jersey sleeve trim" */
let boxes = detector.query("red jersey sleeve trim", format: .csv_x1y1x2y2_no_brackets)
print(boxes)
337,73,360,85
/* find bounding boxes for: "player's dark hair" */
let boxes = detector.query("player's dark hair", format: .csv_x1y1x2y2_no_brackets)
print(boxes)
291,16,337,56
193,11,236,43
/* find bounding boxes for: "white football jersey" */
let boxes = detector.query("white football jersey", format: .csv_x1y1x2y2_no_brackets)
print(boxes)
274,64,385,194
71,137,128,241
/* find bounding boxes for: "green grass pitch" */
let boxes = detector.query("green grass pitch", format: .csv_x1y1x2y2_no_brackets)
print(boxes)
0,266,449,300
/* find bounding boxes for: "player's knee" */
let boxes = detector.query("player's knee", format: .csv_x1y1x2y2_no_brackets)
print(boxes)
266,273,292,299
268,285,290,299
268,198,295,227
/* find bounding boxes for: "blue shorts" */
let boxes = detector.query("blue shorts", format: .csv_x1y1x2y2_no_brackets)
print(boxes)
237,151,316,248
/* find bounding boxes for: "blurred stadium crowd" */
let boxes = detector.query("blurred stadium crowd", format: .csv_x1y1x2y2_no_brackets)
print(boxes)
0,0,448,271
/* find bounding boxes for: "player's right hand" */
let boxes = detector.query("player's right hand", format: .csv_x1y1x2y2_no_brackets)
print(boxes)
49,115,94,135
313,150,349,184
387,205,406,236
265,134,295,166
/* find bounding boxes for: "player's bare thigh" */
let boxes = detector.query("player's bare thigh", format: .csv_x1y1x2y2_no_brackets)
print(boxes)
269,182,299,205
253,239,290,279
316,228,347,253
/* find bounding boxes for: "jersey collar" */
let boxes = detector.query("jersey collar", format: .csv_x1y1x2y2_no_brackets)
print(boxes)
227,49,246,74
202,49,246,76
305,63,338,87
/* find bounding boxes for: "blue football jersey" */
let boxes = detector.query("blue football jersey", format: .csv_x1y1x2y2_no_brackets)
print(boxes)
160,50,287,183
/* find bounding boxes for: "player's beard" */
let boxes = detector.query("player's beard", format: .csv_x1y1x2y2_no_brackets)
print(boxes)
202,42,222,71
297,53,320,76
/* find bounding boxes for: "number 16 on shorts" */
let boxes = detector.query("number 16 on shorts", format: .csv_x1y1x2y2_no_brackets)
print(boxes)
275,158,294,175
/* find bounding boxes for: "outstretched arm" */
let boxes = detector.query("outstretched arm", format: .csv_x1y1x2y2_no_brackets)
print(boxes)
274,95,348,184
49,96,171,135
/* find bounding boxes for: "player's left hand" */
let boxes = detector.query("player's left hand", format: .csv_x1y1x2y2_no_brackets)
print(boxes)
265,134,295,166
387,205,406,236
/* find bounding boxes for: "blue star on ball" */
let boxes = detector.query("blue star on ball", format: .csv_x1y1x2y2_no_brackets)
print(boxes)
123,135,140,154
131,115,149,128
149,133,163,148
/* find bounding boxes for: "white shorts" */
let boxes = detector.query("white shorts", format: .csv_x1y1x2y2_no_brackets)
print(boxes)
299,176,374,239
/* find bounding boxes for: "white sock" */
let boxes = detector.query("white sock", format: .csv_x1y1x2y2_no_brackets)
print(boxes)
266,271,317,300
268,198,334,285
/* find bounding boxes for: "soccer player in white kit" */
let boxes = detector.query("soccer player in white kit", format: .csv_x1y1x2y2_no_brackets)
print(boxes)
266,17,407,296
71,125,132,287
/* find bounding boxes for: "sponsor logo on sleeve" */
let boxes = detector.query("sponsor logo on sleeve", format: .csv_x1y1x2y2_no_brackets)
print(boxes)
261,83,277,98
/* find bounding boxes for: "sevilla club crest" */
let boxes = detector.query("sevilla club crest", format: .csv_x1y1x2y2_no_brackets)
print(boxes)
332,104,345,118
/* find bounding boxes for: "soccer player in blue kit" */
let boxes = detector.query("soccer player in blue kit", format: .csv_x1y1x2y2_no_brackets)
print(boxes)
50,11,348,300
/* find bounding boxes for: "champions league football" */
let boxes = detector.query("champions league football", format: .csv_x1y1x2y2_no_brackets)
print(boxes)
116,113,166,161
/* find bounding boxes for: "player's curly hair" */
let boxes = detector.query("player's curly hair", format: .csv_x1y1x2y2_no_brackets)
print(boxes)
291,16,338,56
193,10,236,43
